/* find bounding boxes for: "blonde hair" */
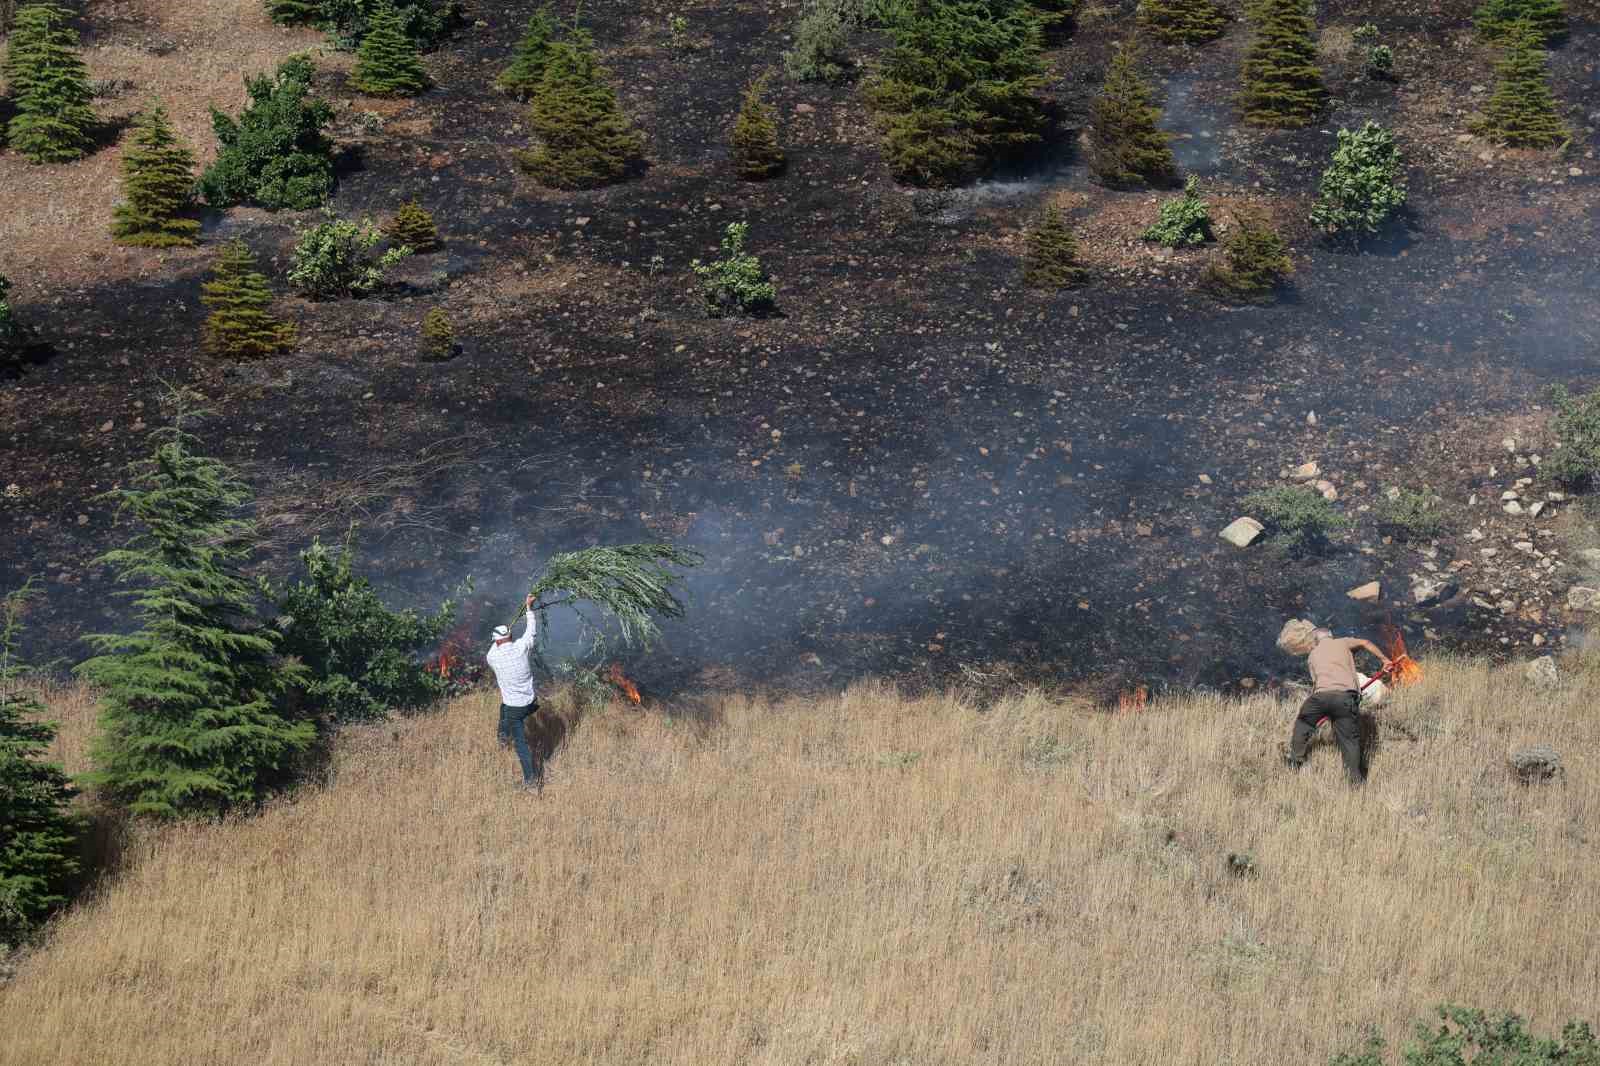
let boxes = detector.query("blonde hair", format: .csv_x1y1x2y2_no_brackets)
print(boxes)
1276,618,1319,656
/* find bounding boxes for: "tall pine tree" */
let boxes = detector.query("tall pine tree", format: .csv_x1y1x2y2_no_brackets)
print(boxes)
730,73,785,180
3,3,97,163
76,406,314,819
350,0,430,96
1237,0,1325,128
495,7,557,98
517,26,643,190
201,242,297,358
111,106,201,248
1477,22,1567,147
1137,0,1226,44
1088,41,1177,188
0,580,81,941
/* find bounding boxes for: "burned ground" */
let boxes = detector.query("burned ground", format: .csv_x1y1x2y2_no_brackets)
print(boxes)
2,0,1598,697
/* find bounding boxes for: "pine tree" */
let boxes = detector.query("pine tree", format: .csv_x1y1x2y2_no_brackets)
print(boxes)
385,200,440,251
1137,0,1226,44
264,0,324,24
76,408,315,819
1205,209,1292,301
350,0,430,96
1474,0,1565,44
495,7,557,98
1022,203,1088,288
3,3,97,163
420,307,455,360
199,55,335,210
1237,0,1325,128
1088,41,1177,188
0,273,34,375
0,580,81,941
517,26,644,190
1477,22,1568,148
111,106,201,248
200,242,297,359
867,0,1048,186
730,74,785,181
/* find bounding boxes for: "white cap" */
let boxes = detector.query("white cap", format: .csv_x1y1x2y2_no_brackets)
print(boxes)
492,624,510,640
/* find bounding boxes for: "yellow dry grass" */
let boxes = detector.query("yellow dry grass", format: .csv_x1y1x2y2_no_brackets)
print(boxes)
4,658,1598,1065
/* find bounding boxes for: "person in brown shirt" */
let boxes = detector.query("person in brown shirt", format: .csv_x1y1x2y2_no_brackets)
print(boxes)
1288,628,1391,784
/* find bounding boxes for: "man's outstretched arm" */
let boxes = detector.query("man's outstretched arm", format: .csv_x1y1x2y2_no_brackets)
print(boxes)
1353,638,1392,667
516,593,538,650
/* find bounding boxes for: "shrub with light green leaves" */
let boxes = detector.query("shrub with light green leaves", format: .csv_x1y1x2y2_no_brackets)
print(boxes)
287,215,412,298
1546,384,1600,488
1242,485,1346,553
1142,176,1213,247
1326,1004,1597,1066
1309,121,1406,241
692,222,777,317
1373,488,1444,540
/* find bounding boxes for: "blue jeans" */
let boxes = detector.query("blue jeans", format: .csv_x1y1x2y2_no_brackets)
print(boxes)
498,701,542,786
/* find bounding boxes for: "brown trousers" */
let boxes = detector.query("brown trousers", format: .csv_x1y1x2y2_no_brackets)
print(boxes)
1288,689,1365,785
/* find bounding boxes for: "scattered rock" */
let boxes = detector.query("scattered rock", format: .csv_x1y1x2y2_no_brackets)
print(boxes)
1570,167,1584,178
1524,655,1560,690
1507,744,1563,784
1567,586,1600,611
1504,500,1523,515
1219,517,1264,548
1291,461,1320,480
1529,501,1546,517
1470,84,1487,94
1315,479,1337,501
1500,490,1520,501
794,103,816,114
1411,578,1456,605
1198,473,1212,484
1347,581,1381,602
1502,437,1516,453
1579,548,1600,569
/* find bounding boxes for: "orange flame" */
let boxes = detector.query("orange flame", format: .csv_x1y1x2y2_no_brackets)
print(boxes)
1378,625,1423,687
607,663,642,705
1117,685,1149,714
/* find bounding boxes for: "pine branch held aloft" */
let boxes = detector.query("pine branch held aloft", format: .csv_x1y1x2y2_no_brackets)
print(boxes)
522,543,704,654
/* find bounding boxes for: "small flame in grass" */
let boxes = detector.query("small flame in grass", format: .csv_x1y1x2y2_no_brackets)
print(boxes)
607,663,642,705
1117,685,1149,714
1379,625,1423,687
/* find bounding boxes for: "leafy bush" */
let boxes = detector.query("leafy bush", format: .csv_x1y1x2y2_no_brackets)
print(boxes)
1475,24,1568,148
784,0,857,82
385,200,440,252
350,0,430,95
1137,0,1226,44
1238,0,1325,128
0,274,35,373
693,222,777,317
1,580,81,942
1474,0,1565,44
731,73,785,180
269,0,461,48
1204,210,1291,301
867,0,1048,187
111,106,201,248
1088,40,1176,188
420,307,455,360
77,410,316,818
496,7,556,97
1242,485,1347,553
200,55,335,210
1374,488,1444,540
1546,384,1600,488
265,537,454,723
1309,122,1407,240
287,215,412,299
201,242,297,359
1022,204,1088,288
1142,175,1213,247
517,26,644,190
3,3,97,163
1327,1004,1597,1066
1351,24,1394,78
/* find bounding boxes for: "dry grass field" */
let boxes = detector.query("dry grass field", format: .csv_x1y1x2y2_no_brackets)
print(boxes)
4,658,1598,1065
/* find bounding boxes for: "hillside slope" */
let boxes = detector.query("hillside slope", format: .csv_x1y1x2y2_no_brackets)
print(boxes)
3,660,1597,1064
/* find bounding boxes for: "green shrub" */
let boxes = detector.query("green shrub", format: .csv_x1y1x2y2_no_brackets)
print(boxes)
517,26,644,190
420,307,455,359
496,7,557,97
111,105,201,248
783,0,857,82
1204,210,1291,301
1309,122,1407,240
0,580,82,942
264,0,323,25
287,215,412,299
350,0,430,95
1242,485,1347,553
1545,384,1600,488
1475,24,1568,148
321,0,461,49
3,3,97,163
1238,0,1325,128
1474,0,1565,44
1350,24,1394,78
199,55,335,210
1327,1005,1597,1066
385,200,440,252
1022,204,1088,288
76,409,316,819
201,242,297,359
264,536,454,723
867,0,1048,187
1137,0,1225,45
1373,488,1444,540
693,222,777,317
731,74,785,180
0,274,35,373
1088,40,1176,188
1143,176,1213,247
